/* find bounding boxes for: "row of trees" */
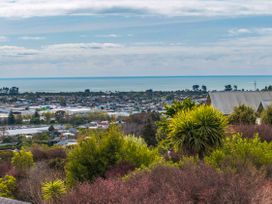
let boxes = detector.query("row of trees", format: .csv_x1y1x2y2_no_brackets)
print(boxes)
2,110,111,126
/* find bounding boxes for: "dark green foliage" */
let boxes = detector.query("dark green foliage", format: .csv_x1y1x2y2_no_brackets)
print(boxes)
261,104,272,125
55,110,66,123
229,105,257,124
165,98,196,117
123,112,160,146
7,111,16,125
31,110,41,124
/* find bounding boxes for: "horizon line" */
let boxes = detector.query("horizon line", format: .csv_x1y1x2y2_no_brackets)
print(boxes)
1,74,272,80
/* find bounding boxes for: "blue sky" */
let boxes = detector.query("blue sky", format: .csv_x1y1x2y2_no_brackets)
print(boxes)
0,0,272,77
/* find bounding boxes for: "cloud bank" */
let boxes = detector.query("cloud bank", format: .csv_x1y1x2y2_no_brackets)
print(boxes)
0,34,272,77
1,0,272,18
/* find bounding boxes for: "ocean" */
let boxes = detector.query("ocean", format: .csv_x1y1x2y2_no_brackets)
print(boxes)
0,76,272,93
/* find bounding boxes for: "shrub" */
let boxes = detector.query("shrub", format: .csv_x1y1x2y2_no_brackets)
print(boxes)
229,105,257,124
15,161,65,204
0,150,13,177
42,179,66,201
232,124,272,142
156,98,197,151
205,134,272,174
59,164,262,204
120,136,161,167
31,145,66,161
11,149,34,171
0,175,16,198
122,112,160,147
169,105,227,159
261,104,272,125
165,98,196,117
65,126,161,185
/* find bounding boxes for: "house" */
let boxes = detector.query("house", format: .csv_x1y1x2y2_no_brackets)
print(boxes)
207,91,272,115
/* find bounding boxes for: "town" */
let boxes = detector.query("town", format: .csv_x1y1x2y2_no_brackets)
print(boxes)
0,87,208,149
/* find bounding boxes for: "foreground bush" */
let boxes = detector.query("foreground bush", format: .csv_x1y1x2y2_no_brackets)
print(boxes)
42,179,66,201
229,105,257,124
59,164,262,204
0,175,16,198
205,134,272,174
169,105,227,159
15,161,65,204
65,126,161,185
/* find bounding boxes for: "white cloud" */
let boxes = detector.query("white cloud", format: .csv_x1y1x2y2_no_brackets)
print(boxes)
0,36,272,77
0,36,8,42
19,36,46,40
96,34,120,38
1,0,272,18
228,27,272,36
228,28,252,36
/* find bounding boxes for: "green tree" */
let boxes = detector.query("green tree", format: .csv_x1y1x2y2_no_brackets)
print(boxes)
261,104,272,125
157,98,197,149
42,179,66,201
55,110,66,123
142,118,158,146
0,175,16,198
169,106,227,159
7,111,16,125
165,98,196,118
229,105,256,124
11,149,34,171
31,110,41,124
66,126,161,185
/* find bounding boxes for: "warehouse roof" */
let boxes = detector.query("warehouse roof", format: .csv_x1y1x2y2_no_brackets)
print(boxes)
208,91,272,115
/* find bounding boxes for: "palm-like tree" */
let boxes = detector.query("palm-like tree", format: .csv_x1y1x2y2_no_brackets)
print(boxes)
169,106,227,159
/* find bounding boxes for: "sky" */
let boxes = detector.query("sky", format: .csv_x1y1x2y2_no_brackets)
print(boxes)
0,0,272,77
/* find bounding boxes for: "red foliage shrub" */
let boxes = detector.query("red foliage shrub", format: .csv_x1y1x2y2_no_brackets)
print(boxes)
31,146,66,161
15,161,65,204
105,161,135,178
232,124,272,142
59,164,263,204
0,150,13,177
0,162,12,177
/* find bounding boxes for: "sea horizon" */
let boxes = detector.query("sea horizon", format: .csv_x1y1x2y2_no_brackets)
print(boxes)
1,75,272,93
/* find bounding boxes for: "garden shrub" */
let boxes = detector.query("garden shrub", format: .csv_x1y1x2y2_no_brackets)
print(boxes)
229,105,257,124
42,179,66,201
261,104,272,125
169,105,227,158
205,134,272,173
66,126,161,185
30,145,66,161
11,149,34,171
15,161,65,204
0,175,16,198
59,164,262,204
232,124,272,142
